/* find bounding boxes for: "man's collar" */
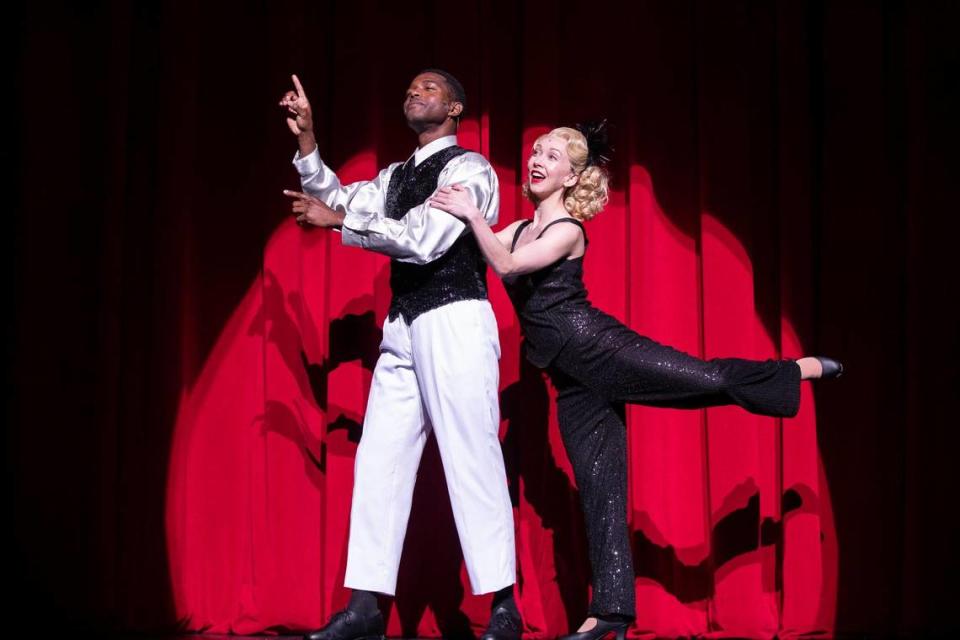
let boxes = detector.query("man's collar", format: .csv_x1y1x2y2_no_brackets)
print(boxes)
413,135,458,167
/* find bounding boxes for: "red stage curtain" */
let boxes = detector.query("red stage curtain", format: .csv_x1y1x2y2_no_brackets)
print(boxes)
166,3,835,637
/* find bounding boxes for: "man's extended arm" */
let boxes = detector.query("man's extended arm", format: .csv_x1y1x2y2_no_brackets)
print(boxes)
293,145,393,220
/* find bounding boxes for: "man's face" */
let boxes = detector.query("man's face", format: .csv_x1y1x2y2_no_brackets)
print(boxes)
403,72,460,129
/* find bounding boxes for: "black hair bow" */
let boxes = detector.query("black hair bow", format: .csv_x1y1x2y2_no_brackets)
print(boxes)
575,118,614,167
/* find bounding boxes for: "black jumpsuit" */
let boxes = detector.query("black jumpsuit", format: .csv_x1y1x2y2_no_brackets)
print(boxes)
504,218,801,617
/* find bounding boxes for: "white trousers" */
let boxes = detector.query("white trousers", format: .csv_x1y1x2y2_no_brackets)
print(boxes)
343,299,516,596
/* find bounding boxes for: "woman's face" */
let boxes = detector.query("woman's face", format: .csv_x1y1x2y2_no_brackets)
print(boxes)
527,134,578,199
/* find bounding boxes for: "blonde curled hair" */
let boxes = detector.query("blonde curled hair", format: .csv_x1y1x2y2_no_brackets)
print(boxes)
522,126,610,221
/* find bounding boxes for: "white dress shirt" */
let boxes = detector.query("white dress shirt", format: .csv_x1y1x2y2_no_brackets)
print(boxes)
292,135,499,264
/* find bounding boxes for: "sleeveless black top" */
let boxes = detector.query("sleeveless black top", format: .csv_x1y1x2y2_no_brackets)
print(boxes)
503,218,621,368
384,145,488,323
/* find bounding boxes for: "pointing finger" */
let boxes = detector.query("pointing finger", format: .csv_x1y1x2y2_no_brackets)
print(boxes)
291,74,307,100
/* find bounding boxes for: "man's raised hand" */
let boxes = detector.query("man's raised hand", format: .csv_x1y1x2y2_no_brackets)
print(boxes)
279,74,314,136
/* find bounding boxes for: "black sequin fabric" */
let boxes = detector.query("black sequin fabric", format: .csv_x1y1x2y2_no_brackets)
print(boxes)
384,146,488,323
504,218,803,616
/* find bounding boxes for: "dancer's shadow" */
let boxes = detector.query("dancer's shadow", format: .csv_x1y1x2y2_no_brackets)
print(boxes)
297,295,381,413
248,269,382,477
631,481,810,602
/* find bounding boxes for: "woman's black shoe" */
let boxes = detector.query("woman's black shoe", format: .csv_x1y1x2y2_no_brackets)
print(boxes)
558,617,630,640
815,356,844,379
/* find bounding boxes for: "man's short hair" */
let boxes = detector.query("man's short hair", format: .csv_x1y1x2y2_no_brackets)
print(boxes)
419,68,466,115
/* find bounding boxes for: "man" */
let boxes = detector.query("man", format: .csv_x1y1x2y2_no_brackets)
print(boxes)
280,70,521,640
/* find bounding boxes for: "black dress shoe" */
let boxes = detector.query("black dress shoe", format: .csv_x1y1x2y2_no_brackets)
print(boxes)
303,608,385,640
815,356,844,379
558,617,630,640
480,604,523,640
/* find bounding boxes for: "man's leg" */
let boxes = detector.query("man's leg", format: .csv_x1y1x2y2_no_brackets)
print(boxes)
410,300,520,639
409,300,516,596
344,314,430,594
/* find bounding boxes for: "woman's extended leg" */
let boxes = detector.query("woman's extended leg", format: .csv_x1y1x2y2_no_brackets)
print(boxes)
554,326,802,418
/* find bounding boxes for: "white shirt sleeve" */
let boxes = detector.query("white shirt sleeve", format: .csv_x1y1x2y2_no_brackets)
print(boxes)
292,148,499,265
292,146,395,233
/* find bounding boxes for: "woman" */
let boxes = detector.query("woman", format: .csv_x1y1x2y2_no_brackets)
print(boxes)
428,124,841,640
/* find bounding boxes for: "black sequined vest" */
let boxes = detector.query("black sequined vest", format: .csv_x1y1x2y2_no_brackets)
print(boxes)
385,145,489,323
